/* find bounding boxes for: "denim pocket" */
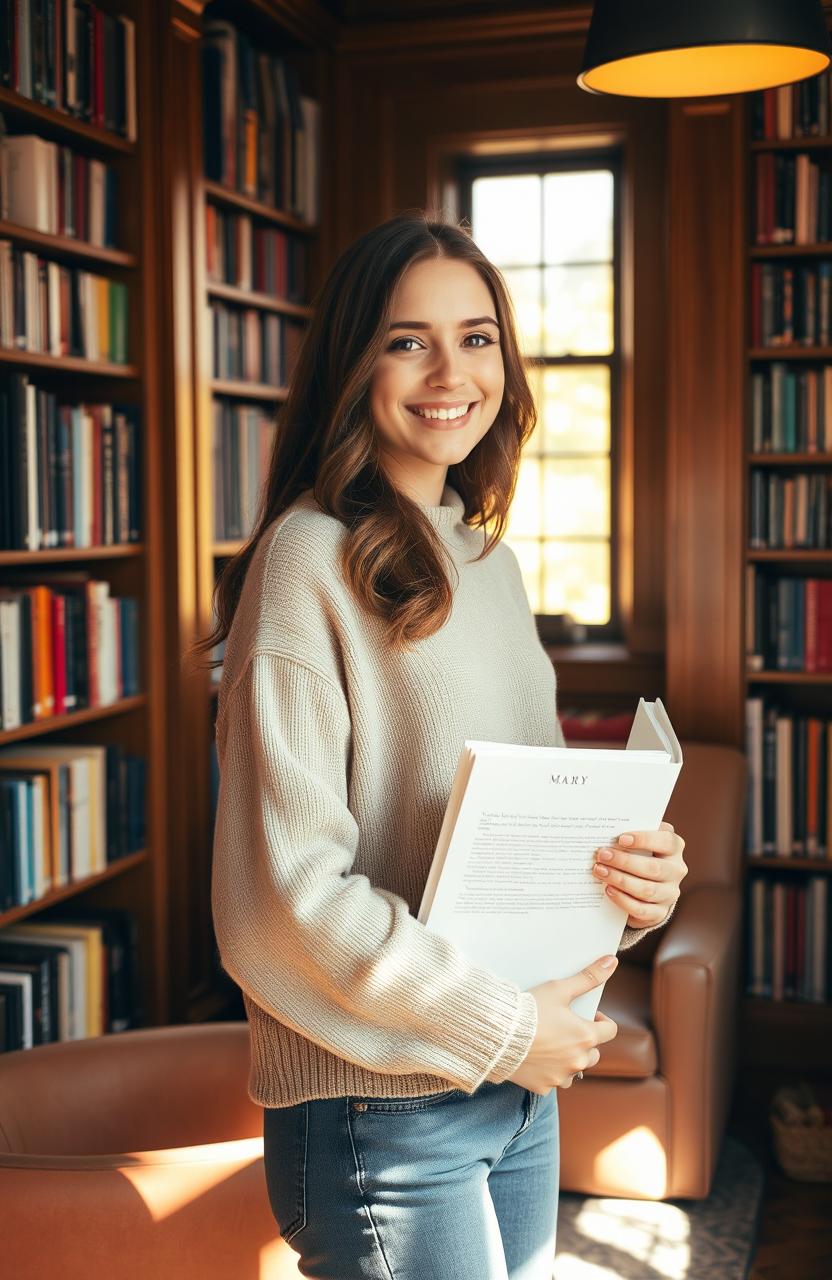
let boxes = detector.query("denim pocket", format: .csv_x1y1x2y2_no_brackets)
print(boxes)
350,1088,464,1113
262,1102,308,1243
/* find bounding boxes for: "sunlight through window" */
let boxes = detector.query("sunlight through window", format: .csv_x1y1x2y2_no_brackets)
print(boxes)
467,161,617,632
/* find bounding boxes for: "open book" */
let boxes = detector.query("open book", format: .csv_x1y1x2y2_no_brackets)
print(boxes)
417,698,683,1021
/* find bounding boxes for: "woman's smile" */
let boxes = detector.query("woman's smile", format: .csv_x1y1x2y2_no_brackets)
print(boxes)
405,401,479,428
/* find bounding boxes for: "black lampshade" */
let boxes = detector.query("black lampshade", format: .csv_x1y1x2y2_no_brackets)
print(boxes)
578,0,832,98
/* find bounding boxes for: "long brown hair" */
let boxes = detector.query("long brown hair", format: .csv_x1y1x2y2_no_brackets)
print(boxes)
190,208,537,664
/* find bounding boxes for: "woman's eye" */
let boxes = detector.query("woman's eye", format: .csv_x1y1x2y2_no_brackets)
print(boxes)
388,333,494,352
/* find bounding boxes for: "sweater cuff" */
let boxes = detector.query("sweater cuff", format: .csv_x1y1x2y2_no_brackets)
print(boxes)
618,895,678,951
483,990,538,1086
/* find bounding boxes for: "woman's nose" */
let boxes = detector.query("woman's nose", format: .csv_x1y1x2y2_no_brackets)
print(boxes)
428,346,467,387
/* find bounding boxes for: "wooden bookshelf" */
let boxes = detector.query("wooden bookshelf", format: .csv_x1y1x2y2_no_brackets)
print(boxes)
0,545,144,567
206,280,314,318
0,85,135,153
0,221,137,269
741,80,832,1067
203,178,318,234
161,0,330,1023
210,377,289,400
745,856,832,872
0,351,139,377
0,850,148,929
0,1,171,1044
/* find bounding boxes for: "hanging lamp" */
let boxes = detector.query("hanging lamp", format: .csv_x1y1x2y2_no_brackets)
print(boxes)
577,0,832,98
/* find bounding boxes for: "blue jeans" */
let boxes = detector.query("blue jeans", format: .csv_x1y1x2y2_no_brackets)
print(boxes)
262,1079,559,1279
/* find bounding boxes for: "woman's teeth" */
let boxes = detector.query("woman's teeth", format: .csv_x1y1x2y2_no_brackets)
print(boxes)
408,403,473,421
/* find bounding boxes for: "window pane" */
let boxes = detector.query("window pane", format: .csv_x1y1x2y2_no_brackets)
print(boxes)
502,267,542,355
472,175,541,265
510,538,543,614
543,458,609,538
543,264,613,356
507,457,541,538
543,171,614,265
542,540,610,625
540,366,610,453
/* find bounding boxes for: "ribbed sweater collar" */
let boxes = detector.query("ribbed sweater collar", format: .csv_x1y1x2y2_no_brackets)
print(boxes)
415,483,467,532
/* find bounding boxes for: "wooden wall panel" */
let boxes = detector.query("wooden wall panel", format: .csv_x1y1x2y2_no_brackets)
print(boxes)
665,100,746,745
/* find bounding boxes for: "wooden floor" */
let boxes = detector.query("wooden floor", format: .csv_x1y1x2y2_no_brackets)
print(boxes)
727,1069,831,1279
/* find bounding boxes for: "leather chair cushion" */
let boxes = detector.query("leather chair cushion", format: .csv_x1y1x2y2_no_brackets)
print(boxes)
591,962,657,1078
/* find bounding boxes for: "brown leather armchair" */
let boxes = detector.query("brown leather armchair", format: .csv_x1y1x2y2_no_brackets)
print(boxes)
0,1022,300,1280
557,740,747,1201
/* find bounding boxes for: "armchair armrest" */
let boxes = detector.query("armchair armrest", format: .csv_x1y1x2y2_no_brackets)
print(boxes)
650,884,743,1197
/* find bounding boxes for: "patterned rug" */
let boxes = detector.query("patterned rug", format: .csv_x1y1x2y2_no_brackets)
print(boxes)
554,1136,765,1280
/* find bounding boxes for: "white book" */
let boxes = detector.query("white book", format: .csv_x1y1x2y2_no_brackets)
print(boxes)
2,930,71,1041
745,696,764,855
0,136,56,233
3,925,86,1040
47,259,61,359
0,599,22,730
418,697,683,1022
89,159,105,247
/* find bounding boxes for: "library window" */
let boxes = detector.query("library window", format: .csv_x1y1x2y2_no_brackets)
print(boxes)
459,154,621,641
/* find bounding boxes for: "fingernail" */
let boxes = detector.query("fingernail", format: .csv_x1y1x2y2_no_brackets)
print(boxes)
598,848,614,861
600,956,616,968
618,835,634,846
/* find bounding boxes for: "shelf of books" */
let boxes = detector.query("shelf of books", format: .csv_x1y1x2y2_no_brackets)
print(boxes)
743,70,832,1070
185,0,322,1020
0,1,167,1052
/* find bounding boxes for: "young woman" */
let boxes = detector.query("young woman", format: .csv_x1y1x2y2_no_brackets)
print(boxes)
200,210,688,1279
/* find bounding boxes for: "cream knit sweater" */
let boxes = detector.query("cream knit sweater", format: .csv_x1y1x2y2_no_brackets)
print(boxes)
211,483,673,1109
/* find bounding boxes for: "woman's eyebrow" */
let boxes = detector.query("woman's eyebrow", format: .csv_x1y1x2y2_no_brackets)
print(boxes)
388,316,500,330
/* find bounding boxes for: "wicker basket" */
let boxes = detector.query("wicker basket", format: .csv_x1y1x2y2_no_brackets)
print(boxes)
770,1084,832,1183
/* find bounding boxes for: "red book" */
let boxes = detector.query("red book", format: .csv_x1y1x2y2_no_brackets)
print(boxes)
751,264,762,347
51,592,67,716
817,580,832,671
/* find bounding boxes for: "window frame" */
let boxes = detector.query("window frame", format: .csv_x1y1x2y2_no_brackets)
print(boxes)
457,148,623,644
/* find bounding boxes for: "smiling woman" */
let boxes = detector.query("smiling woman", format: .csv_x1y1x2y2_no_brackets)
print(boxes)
191,209,674,1280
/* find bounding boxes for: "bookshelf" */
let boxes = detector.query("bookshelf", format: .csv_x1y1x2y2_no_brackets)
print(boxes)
161,0,329,1023
0,1,171,1049
742,71,832,1070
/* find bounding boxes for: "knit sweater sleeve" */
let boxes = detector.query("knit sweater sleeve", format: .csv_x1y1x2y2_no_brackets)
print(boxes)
211,649,538,1093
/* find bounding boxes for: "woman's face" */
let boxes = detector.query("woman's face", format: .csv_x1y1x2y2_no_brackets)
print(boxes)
368,257,506,505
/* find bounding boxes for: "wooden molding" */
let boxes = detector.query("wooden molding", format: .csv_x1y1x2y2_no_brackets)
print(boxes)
336,6,592,54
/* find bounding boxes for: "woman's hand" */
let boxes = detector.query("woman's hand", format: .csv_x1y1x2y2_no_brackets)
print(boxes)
507,956,621,1095
592,819,688,929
